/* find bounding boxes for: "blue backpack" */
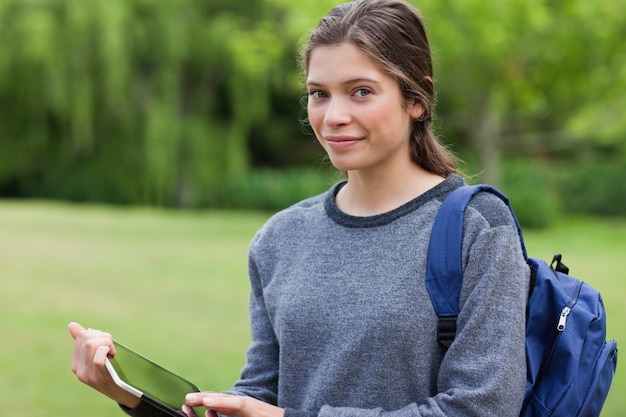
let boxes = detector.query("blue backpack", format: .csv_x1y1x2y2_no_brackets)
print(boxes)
426,184,618,417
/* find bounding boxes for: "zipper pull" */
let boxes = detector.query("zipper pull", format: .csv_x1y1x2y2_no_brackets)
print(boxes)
557,306,571,331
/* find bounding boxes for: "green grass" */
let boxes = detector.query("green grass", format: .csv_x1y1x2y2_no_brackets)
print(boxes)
0,200,623,417
0,200,269,417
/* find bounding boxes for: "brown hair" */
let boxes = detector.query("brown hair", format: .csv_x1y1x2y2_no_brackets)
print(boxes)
300,0,458,176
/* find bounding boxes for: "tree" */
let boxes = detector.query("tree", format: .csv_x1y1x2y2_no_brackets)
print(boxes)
420,0,626,185
0,0,291,206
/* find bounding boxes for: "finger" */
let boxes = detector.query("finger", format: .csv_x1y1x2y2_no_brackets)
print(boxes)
185,393,230,407
70,328,115,379
185,393,204,406
83,328,116,356
93,344,112,365
181,404,197,417
70,324,94,374
68,322,85,340
201,395,245,414
73,337,110,376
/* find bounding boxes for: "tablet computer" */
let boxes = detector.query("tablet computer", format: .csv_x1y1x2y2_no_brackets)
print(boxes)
104,340,204,416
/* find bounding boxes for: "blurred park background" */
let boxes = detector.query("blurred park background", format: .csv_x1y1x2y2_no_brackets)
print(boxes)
0,0,624,416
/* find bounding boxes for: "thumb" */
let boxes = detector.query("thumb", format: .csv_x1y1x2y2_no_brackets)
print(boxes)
68,322,85,340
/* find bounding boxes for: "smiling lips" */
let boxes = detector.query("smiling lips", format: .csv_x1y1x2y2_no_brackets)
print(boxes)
325,136,364,150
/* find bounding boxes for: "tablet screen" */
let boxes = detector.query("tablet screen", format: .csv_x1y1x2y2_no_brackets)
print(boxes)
107,340,202,415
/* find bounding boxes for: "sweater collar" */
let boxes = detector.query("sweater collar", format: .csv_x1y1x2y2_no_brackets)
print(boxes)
324,174,464,228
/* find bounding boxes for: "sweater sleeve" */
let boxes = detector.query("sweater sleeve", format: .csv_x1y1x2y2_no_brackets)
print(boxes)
308,195,529,417
119,401,172,417
226,233,281,404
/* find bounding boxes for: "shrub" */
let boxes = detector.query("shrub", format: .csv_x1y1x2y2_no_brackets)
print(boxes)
202,167,341,211
500,159,561,229
557,159,626,217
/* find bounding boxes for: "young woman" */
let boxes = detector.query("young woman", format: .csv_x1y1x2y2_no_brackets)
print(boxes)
69,1,529,416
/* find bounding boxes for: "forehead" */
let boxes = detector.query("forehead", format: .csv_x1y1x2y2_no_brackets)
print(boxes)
306,43,388,85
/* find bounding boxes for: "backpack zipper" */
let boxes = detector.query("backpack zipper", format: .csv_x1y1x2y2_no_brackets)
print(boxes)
557,306,571,331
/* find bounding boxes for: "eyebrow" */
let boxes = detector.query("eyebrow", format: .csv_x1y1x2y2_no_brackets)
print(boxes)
306,77,382,87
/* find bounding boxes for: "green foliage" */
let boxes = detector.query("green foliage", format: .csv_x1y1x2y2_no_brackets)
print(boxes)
471,155,626,227
421,0,626,185
0,0,294,207
0,0,624,215
499,159,560,229
202,167,342,211
557,157,626,217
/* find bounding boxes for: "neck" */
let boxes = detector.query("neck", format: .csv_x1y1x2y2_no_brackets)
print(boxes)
336,164,445,216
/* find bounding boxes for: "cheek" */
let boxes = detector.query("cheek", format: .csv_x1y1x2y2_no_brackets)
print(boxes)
307,105,324,135
372,93,413,133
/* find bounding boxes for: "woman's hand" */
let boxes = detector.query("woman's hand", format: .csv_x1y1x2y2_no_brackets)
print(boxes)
183,393,285,417
68,322,141,409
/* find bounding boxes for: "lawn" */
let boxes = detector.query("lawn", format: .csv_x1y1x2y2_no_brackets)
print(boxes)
0,200,623,417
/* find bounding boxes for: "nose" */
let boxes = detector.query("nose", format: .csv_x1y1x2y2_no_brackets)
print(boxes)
323,97,351,127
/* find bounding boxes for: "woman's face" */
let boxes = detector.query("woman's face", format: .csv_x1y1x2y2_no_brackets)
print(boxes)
306,42,423,175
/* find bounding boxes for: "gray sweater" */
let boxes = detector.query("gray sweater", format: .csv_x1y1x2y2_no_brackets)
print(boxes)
124,175,528,417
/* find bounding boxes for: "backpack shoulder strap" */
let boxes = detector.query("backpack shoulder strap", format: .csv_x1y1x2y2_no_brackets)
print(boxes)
426,184,527,347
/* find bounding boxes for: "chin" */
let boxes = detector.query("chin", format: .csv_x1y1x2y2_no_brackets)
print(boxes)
328,161,359,173
326,154,360,171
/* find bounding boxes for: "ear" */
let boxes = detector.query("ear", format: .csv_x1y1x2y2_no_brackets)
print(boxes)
408,76,432,119
408,100,425,119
